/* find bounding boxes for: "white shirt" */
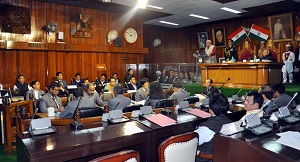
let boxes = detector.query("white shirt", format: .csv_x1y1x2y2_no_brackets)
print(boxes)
194,126,215,145
13,84,33,91
34,90,39,100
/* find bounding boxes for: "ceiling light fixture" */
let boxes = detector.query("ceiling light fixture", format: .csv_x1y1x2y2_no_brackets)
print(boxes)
159,21,179,26
136,0,148,9
221,7,241,14
147,5,163,10
100,0,112,2
189,14,209,20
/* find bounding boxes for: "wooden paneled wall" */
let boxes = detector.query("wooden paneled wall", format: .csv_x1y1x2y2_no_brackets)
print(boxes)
144,11,300,64
0,0,145,90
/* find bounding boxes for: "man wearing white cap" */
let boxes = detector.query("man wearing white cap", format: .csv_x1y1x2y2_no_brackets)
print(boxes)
154,70,163,83
282,43,295,83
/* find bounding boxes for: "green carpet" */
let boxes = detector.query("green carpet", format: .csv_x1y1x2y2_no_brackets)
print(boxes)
183,83,300,104
0,144,16,162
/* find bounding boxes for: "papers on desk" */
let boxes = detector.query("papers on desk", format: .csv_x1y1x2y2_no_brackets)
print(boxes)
130,100,146,106
194,94,207,100
146,114,176,127
276,131,300,151
186,109,211,118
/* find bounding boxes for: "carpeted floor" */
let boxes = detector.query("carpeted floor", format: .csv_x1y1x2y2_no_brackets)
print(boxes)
0,144,16,162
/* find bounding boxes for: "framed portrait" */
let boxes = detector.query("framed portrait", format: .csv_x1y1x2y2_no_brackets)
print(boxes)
197,32,208,48
268,13,293,42
212,27,226,47
71,14,93,38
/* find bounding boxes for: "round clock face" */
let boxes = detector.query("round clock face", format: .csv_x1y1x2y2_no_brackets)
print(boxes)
124,28,138,44
107,30,118,42
198,58,203,63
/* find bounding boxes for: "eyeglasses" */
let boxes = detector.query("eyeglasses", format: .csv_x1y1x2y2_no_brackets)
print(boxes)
53,88,60,91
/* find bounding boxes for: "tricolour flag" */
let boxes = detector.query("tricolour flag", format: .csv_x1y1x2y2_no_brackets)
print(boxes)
296,26,300,34
228,26,246,45
249,24,270,42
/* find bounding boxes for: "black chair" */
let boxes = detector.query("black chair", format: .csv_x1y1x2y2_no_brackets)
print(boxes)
130,92,136,101
123,104,143,113
226,110,246,122
155,99,174,108
79,107,104,118
184,97,199,104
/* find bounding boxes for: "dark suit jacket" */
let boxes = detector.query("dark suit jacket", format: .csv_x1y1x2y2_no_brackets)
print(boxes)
127,83,139,91
295,48,300,67
55,80,69,97
153,75,163,83
224,46,238,61
202,86,219,96
72,79,83,87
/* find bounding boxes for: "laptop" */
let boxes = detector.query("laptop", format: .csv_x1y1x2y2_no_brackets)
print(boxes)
178,101,193,111
244,113,272,135
108,109,129,124
29,118,57,136
140,106,155,118
278,106,300,124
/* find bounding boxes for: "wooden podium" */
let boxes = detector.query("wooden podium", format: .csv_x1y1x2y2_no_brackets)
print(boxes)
199,62,282,87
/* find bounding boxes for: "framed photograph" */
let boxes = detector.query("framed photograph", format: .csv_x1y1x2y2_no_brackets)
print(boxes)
212,27,226,47
268,13,293,42
197,32,208,48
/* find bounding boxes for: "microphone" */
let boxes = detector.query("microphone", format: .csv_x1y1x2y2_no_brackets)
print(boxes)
233,89,243,97
219,78,230,90
70,96,83,129
124,82,129,89
161,94,171,115
111,100,120,111
45,87,50,93
286,92,298,108
29,108,39,131
244,108,264,128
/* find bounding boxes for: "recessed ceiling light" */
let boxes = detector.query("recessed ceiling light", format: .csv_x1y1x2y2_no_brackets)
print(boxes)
189,14,209,20
147,5,163,10
136,0,148,9
159,21,179,26
221,7,241,14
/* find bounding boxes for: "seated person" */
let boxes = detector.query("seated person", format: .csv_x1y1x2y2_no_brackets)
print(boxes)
260,49,275,62
112,73,121,85
13,74,32,96
39,82,64,113
145,81,165,108
83,83,105,107
240,92,264,121
194,93,232,162
127,76,139,91
271,83,296,109
239,40,253,61
169,81,189,102
55,72,69,97
202,79,219,97
108,86,131,111
26,80,45,100
104,77,116,93
95,73,108,87
71,73,83,87
60,88,95,119
135,78,149,101
258,85,278,116
82,78,89,90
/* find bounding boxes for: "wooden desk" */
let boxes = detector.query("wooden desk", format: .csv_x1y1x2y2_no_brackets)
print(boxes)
199,62,282,87
214,123,300,162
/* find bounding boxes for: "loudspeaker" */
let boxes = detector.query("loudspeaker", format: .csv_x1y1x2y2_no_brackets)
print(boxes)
58,32,64,40
115,36,122,47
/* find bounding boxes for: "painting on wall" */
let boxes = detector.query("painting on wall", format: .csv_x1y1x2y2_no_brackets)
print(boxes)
268,13,293,42
197,32,208,48
212,27,226,47
71,14,93,38
0,4,31,34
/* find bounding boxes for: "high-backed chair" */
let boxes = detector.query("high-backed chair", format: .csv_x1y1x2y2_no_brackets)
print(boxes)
89,150,140,162
123,104,143,113
158,132,198,162
238,40,254,61
266,39,281,62
100,93,114,102
79,107,104,118
184,97,199,104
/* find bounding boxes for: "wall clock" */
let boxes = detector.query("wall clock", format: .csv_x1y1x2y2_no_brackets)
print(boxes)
124,27,138,44
107,30,118,43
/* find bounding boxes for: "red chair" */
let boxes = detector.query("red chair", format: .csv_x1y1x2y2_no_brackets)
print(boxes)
89,150,140,162
158,132,198,162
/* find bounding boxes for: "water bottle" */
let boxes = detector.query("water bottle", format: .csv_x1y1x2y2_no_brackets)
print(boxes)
0,84,3,90
254,55,257,62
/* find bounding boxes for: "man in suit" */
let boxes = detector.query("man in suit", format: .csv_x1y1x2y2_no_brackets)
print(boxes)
125,68,134,84
13,74,32,96
167,70,174,83
202,79,219,97
60,88,95,119
26,80,45,100
258,85,278,116
135,78,149,101
169,81,189,102
271,83,296,109
240,92,264,121
83,83,105,107
55,72,69,97
39,82,64,113
105,77,116,93
71,73,83,87
108,86,131,111
95,73,108,87
195,93,232,162
172,71,180,83
127,76,138,91
153,70,163,83
294,42,300,83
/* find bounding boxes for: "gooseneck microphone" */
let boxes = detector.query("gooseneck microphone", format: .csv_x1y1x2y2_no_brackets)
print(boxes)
112,100,120,111
219,78,230,90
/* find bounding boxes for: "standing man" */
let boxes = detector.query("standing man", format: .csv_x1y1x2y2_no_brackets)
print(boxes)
282,43,295,83
125,69,134,84
39,82,64,113
205,40,216,63
294,42,300,83
224,39,237,62
26,80,45,100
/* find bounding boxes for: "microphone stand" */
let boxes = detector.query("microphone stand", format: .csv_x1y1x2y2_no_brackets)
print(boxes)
70,97,83,130
161,94,172,115
219,78,230,91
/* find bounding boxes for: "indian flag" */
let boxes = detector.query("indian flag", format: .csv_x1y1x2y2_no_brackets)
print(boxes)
296,26,300,34
249,24,270,42
228,26,246,45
